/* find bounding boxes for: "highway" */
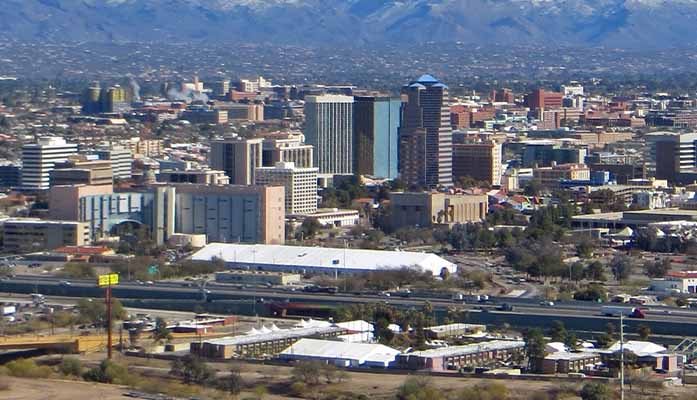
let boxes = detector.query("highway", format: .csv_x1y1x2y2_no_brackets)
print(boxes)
3,274,697,325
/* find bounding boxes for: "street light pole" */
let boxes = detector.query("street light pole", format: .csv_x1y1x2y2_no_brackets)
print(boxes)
620,313,625,400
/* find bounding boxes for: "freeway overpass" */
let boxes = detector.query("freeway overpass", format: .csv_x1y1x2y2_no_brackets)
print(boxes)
3,275,697,337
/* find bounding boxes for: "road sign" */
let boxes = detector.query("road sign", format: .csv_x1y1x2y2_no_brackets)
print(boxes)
98,273,119,287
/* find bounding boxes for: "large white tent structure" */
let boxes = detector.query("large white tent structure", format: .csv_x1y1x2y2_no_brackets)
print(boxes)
191,243,456,276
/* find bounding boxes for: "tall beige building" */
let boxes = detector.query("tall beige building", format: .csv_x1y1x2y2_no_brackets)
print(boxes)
390,192,488,230
262,134,314,168
255,162,318,215
210,137,264,185
452,141,502,186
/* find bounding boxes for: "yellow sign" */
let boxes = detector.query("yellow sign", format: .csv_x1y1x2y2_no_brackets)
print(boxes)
98,274,119,287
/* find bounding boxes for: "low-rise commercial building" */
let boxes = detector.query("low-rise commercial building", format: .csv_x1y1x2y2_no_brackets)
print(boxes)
650,271,697,294
396,340,525,371
1,218,90,252
390,192,488,230
541,352,601,374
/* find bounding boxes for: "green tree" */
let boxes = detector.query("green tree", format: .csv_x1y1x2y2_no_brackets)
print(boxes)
523,328,547,373
550,320,567,343
585,261,607,282
637,324,651,341
291,361,322,386
645,259,670,278
153,317,172,342
609,254,633,282
574,284,607,302
580,381,614,400
59,263,96,278
169,355,214,385
76,297,127,326
569,262,585,282
575,237,597,259
297,218,322,240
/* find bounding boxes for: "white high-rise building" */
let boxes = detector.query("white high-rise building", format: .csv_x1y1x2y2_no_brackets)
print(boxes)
95,145,133,180
255,162,318,215
304,94,354,176
21,137,78,190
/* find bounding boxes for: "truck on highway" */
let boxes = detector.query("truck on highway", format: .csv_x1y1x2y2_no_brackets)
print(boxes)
601,306,645,318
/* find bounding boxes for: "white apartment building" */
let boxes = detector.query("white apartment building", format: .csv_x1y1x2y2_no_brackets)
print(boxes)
304,94,354,176
255,162,318,215
21,137,78,190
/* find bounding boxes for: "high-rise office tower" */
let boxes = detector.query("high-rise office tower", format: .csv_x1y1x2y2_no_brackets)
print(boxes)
353,95,402,179
82,82,102,114
21,137,78,190
99,85,130,113
304,94,354,176
452,140,502,186
399,74,453,188
210,136,264,185
95,145,133,180
255,161,319,215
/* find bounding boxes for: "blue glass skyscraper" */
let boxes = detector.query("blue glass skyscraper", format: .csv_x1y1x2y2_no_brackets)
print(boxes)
353,95,402,179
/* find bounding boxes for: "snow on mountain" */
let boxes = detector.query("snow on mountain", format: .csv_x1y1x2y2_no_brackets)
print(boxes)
3,0,697,48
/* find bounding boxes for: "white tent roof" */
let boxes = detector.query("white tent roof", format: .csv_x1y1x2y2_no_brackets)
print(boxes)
546,342,570,353
279,338,399,365
191,243,456,276
606,341,666,357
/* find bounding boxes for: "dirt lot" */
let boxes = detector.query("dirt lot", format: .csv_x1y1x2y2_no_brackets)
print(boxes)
1,377,128,400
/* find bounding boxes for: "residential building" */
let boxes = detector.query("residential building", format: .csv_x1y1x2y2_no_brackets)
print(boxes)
209,137,264,185
255,162,318,215
452,139,502,186
50,155,113,186
21,137,78,190
304,94,354,176
262,134,314,168
1,219,90,253
399,74,453,188
94,145,133,180
390,192,488,230
353,95,401,179
174,184,285,244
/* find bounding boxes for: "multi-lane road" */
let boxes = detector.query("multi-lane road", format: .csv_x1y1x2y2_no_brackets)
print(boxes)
3,274,697,325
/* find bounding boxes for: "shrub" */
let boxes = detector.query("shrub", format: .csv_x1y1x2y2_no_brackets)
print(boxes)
83,360,135,385
58,357,82,377
5,359,52,378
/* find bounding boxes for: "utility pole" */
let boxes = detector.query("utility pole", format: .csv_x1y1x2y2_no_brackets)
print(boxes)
106,283,112,359
620,313,625,400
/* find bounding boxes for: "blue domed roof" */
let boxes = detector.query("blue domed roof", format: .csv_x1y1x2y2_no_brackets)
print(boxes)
416,74,439,83
408,82,427,89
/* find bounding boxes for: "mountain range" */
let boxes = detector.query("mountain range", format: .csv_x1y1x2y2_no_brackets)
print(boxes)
3,0,697,48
